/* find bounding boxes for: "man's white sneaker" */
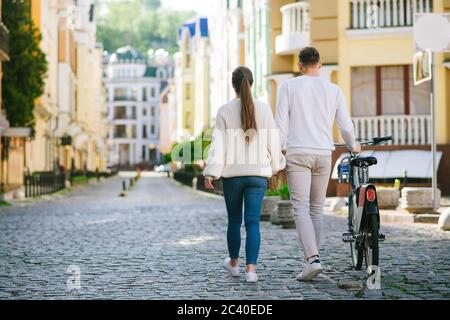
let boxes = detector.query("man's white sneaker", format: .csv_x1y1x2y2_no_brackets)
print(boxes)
223,258,240,277
245,271,258,283
296,261,323,282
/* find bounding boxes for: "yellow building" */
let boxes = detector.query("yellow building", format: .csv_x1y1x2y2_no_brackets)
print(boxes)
30,0,108,173
30,0,59,172
177,17,211,139
270,0,450,195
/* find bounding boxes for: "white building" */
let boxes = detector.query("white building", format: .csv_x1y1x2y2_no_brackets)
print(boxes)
209,0,245,122
104,46,171,167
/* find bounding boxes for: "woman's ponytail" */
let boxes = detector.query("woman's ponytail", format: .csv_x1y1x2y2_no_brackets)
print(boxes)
232,66,257,142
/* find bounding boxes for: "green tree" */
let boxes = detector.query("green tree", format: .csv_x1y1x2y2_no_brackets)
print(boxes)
2,0,47,128
95,0,194,54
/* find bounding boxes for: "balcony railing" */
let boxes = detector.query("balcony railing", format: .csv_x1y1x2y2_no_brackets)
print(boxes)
275,1,310,55
113,114,136,120
0,22,10,60
349,0,433,30
113,95,137,102
352,114,431,145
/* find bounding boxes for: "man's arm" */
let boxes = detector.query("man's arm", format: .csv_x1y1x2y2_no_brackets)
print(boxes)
274,82,289,152
335,89,359,151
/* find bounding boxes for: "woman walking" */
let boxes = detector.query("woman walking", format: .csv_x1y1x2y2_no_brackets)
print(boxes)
203,66,285,282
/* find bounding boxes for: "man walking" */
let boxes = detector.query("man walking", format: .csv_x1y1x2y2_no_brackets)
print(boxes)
275,47,360,281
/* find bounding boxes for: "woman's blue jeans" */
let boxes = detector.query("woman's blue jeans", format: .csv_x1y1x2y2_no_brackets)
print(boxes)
222,176,268,265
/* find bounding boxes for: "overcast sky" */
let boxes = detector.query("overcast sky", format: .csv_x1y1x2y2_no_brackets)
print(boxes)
161,0,213,15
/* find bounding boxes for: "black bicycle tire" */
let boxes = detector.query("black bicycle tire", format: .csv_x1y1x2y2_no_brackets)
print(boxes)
355,240,364,270
367,214,379,271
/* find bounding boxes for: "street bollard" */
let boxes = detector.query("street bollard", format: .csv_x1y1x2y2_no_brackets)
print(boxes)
403,169,408,187
119,180,127,197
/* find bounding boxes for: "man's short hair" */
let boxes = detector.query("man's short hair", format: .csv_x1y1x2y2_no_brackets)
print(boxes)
299,47,320,66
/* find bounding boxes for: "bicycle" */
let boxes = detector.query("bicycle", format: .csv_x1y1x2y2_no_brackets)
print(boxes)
335,136,392,275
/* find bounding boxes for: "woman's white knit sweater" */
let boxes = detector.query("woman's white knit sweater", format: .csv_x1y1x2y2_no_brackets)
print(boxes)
203,98,286,179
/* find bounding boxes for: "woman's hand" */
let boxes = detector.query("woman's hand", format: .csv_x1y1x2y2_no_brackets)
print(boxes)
204,177,215,190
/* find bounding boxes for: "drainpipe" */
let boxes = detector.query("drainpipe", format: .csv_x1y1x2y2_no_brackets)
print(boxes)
51,114,60,171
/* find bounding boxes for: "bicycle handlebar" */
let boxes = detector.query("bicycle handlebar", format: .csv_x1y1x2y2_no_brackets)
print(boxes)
334,136,392,148
371,136,392,145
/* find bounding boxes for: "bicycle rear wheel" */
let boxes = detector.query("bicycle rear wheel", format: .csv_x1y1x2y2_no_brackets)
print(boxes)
363,214,379,274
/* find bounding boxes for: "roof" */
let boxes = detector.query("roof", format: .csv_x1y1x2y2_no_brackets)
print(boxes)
178,17,209,40
144,66,157,78
109,45,146,64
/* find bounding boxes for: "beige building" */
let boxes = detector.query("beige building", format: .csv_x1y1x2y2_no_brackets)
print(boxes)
209,0,246,120
30,0,108,174
30,0,59,172
159,80,178,155
177,17,211,138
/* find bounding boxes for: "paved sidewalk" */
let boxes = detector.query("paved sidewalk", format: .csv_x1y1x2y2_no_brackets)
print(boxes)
0,174,449,299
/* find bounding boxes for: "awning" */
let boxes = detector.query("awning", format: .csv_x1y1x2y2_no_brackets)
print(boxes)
1,127,32,138
331,150,443,179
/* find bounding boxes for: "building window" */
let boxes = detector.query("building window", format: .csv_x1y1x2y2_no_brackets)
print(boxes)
114,125,127,138
142,88,147,101
351,65,431,117
151,106,155,116
114,106,127,119
142,145,146,160
151,87,156,97
130,106,137,119
143,108,147,116
114,87,137,101
142,125,147,139
151,125,155,135
186,54,191,68
185,112,191,129
185,83,191,100
130,125,137,138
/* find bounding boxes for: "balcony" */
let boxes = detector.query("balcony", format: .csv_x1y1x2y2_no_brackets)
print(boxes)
347,0,433,40
113,95,137,102
275,1,310,55
352,114,431,145
0,22,10,61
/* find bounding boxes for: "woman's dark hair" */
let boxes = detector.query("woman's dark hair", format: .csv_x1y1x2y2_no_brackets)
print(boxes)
232,66,257,141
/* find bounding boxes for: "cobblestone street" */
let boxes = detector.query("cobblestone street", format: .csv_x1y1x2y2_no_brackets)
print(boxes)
0,174,449,300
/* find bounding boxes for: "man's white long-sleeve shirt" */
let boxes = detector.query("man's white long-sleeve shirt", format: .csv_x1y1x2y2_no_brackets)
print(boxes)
275,75,356,156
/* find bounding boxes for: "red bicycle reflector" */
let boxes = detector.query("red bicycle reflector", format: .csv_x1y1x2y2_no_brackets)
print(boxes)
367,189,376,202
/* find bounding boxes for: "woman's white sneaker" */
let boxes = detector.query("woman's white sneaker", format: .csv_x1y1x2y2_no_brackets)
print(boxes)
296,260,323,282
245,271,258,283
223,258,240,277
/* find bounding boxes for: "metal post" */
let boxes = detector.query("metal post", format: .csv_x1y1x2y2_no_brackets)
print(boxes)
403,169,408,187
431,52,437,212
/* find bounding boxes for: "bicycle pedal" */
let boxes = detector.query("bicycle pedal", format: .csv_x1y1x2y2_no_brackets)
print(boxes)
379,233,386,241
342,232,355,243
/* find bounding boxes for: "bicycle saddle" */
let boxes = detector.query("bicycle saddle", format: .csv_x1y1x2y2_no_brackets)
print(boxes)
350,156,377,167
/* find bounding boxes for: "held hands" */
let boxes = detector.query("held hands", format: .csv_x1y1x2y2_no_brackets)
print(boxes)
204,177,215,190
